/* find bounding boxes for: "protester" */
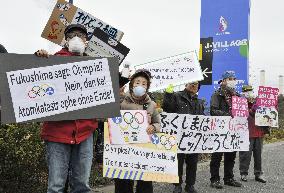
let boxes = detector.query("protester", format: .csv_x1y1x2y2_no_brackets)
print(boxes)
36,24,98,193
114,69,161,193
239,85,267,183
209,71,242,189
162,82,204,193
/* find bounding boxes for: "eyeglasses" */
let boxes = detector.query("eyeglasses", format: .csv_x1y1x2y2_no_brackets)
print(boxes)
66,32,87,39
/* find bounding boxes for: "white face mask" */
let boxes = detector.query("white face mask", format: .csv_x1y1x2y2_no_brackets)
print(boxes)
67,36,86,55
133,86,146,97
226,80,237,89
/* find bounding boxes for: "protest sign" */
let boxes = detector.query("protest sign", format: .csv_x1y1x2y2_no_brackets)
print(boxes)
232,96,248,117
256,86,279,107
41,0,124,46
103,123,179,183
255,106,278,127
160,112,249,153
85,28,130,65
0,54,120,123
108,110,150,144
135,51,204,92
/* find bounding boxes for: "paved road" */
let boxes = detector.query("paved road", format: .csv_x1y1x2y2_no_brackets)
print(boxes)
93,141,284,193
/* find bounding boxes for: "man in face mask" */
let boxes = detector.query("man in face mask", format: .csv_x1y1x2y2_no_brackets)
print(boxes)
162,81,204,193
209,70,242,189
35,24,97,193
35,24,88,57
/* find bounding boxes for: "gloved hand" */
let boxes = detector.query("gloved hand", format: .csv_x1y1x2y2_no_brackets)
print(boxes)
165,84,174,93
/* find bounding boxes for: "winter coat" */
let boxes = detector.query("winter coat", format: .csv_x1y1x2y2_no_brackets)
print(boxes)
248,102,266,138
210,88,240,116
162,89,205,115
41,48,98,144
120,92,161,132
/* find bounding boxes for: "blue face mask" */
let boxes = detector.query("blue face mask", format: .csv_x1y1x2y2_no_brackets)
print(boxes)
133,86,146,97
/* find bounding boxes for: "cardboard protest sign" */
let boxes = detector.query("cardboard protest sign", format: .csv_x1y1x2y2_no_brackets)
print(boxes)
232,96,249,117
41,0,124,46
255,106,278,127
103,123,179,183
256,86,279,107
85,28,130,65
0,54,120,123
135,51,204,92
108,110,150,144
160,113,249,153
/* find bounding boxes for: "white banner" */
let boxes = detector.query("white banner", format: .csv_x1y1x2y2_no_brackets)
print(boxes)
160,112,249,153
135,51,204,92
108,110,150,144
255,106,278,127
6,58,114,122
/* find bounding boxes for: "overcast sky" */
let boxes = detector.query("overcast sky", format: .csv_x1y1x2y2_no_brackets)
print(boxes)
0,0,283,89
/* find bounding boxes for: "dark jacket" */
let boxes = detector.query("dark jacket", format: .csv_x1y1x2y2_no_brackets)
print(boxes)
163,89,205,115
210,88,240,116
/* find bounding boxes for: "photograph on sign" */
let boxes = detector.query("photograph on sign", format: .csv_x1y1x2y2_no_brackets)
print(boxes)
41,0,124,46
103,123,179,183
135,51,204,92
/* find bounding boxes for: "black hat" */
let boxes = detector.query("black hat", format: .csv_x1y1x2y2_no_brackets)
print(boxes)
64,24,88,37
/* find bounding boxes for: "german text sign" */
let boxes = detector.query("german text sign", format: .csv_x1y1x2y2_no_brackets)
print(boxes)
103,124,179,183
6,58,114,122
160,113,249,153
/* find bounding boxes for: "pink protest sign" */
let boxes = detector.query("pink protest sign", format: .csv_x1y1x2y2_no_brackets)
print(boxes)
232,96,249,117
256,86,279,107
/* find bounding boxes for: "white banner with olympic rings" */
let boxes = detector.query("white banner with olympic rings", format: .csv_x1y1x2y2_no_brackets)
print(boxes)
108,110,150,144
6,58,115,122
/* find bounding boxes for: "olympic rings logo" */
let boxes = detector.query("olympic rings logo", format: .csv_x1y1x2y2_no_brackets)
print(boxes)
112,111,145,130
151,134,176,150
28,84,55,99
